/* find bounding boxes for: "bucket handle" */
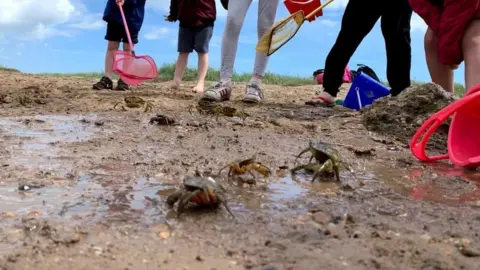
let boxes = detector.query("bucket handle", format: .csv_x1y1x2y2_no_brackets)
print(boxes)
410,90,480,162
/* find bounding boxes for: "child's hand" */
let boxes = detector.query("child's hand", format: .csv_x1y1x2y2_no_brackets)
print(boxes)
116,0,124,5
164,14,175,22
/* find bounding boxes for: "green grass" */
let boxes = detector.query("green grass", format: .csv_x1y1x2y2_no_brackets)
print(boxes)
1,63,466,95
155,63,314,86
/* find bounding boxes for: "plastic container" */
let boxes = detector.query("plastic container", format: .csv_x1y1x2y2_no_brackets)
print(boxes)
342,72,390,111
283,0,323,22
410,84,480,168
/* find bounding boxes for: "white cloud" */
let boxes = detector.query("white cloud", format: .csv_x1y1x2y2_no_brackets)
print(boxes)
326,0,349,10
0,0,76,39
144,27,172,40
68,13,104,30
411,13,427,33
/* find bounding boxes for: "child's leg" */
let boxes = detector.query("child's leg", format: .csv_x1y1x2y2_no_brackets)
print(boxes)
105,41,120,78
174,52,189,89
462,20,480,91
93,23,122,90
424,28,454,92
174,27,194,89
243,0,279,103
219,0,252,82
305,0,381,106
202,0,251,102
380,0,412,96
193,26,214,93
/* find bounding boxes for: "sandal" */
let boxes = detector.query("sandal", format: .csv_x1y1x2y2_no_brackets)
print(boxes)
305,95,336,107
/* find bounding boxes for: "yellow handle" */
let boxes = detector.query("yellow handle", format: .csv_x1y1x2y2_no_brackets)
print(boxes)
305,0,336,20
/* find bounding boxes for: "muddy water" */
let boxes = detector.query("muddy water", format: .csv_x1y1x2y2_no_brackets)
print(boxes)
370,162,480,206
1,114,480,234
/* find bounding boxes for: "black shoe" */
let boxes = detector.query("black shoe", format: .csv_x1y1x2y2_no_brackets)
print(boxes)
93,76,113,90
115,79,129,91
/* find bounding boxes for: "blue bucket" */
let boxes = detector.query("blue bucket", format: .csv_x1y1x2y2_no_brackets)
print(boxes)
343,72,390,111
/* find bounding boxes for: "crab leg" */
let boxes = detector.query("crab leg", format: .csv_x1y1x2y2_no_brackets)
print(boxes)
202,186,211,203
294,147,311,163
177,190,202,218
217,195,235,218
166,190,183,206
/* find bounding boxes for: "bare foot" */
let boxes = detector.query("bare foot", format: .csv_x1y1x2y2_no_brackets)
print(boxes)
192,83,204,93
171,80,181,90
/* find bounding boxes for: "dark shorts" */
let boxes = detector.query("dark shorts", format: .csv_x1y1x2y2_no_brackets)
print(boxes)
177,26,213,53
105,22,139,44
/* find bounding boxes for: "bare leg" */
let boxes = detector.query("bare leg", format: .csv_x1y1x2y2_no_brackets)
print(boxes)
193,52,208,93
105,41,120,78
174,52,189,89
424,28,454,92
463,21,480,91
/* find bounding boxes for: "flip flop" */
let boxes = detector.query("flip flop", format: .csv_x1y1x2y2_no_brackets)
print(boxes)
305,95,335,107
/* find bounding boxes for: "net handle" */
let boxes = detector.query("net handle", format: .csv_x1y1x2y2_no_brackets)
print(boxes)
118,3,136,55
305,0,336,20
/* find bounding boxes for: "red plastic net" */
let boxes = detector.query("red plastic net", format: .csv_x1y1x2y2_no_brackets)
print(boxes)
113,50,157,86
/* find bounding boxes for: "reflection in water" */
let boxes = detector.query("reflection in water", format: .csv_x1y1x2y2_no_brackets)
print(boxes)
371,162,480,206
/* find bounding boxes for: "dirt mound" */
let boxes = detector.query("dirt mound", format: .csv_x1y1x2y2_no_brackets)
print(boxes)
361,83,458,150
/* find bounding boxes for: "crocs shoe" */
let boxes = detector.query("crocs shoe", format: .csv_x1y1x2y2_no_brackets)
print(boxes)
242,83,264,103
92,76,113,90
201,81,232,102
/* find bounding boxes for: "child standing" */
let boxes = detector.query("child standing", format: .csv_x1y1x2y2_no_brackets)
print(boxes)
167,0,226,93
410,0,480,92
201,0,279,103
93,0,146,91
305,0,412,106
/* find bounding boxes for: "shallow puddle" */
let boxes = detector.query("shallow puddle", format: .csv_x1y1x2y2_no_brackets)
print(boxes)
370,162,480,206
0,114,116,174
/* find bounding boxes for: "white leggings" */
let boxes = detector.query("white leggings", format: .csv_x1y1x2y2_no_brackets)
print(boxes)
220,0,279,81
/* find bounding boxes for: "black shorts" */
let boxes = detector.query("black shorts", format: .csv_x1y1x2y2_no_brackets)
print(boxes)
177,26,213,53
105,22,139,44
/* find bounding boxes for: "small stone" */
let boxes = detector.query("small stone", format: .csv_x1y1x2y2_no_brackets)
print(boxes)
420,234,432,241
94,120,104,126
312,211,330,225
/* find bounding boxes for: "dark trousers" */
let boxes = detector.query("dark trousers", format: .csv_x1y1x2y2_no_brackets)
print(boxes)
322,0,412,97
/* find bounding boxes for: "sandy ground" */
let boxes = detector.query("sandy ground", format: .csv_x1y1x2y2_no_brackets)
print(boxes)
0,70,479,270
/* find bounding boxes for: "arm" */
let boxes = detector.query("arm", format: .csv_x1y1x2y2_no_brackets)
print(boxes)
437,0,480,65
168,0,178,21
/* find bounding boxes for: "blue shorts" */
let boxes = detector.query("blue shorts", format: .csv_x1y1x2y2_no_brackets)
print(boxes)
105,22,139,44
177,26,213,53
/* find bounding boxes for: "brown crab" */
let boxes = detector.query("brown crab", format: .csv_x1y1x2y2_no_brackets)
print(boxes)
114,96,153,112
218,156,271,185
291,141,342,182
189,100,250,120
166,170,235,218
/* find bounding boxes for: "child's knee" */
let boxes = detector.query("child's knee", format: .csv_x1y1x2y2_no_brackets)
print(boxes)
462,21,480,54
424,28,437,50
226,13,244,32
107,41,120,51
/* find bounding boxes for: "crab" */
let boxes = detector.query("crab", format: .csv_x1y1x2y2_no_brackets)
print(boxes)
114,96,153,112
166,170,235,218
291,141,342,182
218,157,271,185
189,100,250,120
149,114,175,125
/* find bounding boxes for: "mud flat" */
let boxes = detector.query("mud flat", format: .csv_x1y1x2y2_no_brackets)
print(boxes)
0,71,479,270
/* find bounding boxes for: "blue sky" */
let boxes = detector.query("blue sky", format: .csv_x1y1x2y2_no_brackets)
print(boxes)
0,0,465,84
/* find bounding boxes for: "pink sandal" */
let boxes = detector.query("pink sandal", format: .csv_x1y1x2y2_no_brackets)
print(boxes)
305,95,336,107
